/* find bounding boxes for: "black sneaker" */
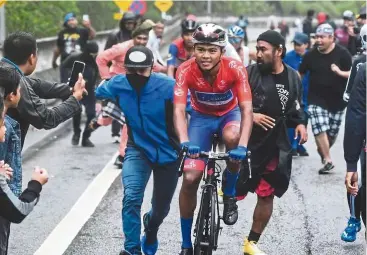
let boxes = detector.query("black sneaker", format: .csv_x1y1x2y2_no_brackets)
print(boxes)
72,134,80,146
179,248,193,255
114,155,124,168
81,138,95,147
298,150,309,157
223,195,238,225
318,162,335,174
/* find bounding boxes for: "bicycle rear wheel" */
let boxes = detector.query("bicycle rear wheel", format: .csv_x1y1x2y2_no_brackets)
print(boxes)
194,186,215,255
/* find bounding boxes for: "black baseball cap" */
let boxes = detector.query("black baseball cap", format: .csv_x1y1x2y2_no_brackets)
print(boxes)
124,46,154,68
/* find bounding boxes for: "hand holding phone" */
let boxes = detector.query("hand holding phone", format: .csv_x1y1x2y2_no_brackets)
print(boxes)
68,61,85,87
72,73,88,101
82,14,91,27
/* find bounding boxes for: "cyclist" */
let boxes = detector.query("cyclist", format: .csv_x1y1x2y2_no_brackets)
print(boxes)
341,24,366,242
168,19,241,78
173,23,253,255
227,25,256,67
167,18,199,78
235,15,249,46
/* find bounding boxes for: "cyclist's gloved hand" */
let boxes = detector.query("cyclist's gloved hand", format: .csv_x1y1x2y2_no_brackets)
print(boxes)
180,141,200,156
228,146,248,161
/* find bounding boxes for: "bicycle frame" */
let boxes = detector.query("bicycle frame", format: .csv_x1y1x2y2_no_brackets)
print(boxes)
177,135,251,254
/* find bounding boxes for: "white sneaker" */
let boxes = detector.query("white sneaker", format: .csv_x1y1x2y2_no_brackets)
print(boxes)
112,135,120,144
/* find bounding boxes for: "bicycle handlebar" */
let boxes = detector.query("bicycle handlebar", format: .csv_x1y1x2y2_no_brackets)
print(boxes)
177,146,253,178
197,151,229,160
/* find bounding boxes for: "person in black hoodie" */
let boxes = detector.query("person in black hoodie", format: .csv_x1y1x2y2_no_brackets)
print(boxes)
303,9,315,36
61,41,100,147
105,11,137,50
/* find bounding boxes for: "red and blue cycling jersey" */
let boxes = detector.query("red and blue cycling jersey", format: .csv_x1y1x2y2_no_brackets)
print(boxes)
174,57,252,116
167,38,193,68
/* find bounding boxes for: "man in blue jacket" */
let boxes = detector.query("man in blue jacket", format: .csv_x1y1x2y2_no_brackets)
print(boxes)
95,46,179,255
283,32,310,157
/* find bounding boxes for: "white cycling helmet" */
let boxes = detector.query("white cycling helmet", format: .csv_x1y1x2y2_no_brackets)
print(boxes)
192,23,227,47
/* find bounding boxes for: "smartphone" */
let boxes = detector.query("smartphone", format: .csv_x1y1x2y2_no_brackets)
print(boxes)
68,61,85,87
83,14,89,22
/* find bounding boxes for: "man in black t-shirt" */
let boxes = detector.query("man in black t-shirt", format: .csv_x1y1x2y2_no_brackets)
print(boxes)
299,23,352,174
52,13,96,83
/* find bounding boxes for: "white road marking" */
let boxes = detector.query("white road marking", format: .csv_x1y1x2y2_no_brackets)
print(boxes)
34,152,120,255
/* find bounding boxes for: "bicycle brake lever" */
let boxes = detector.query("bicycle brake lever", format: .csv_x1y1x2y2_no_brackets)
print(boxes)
247,151,252,179
178,147,188,177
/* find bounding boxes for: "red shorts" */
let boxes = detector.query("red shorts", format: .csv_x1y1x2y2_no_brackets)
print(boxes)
237,157,278,200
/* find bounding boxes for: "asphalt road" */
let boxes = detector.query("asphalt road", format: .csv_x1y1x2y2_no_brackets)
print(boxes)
6,26,366,255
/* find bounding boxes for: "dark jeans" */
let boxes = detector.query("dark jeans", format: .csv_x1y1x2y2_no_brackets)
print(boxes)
59,66,70,83
73,93,96,140
0,216,10,255
361,150,366,226
111,119,121,137
122,146,179,254
347,149,366,226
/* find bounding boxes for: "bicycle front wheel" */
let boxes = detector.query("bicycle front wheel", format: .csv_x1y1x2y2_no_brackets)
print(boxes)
194,186,215,255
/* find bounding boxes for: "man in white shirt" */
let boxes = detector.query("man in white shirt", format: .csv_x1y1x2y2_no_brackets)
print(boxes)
147,21,165,66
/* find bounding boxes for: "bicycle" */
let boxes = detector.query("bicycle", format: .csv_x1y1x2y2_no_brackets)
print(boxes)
177,134,252,255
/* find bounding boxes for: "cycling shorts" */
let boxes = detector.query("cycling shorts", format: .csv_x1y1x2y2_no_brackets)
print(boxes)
183,107,241,172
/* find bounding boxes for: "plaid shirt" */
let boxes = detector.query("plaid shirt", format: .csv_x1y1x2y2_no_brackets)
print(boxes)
101,100,126,125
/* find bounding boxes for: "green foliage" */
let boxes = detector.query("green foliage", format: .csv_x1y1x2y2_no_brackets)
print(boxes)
6,1,79,38
142,1,163,22
75,1,119,31
5,0,366,38
5,1,119,38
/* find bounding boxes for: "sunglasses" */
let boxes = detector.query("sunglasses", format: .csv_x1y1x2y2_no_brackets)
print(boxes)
193,30,225,43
